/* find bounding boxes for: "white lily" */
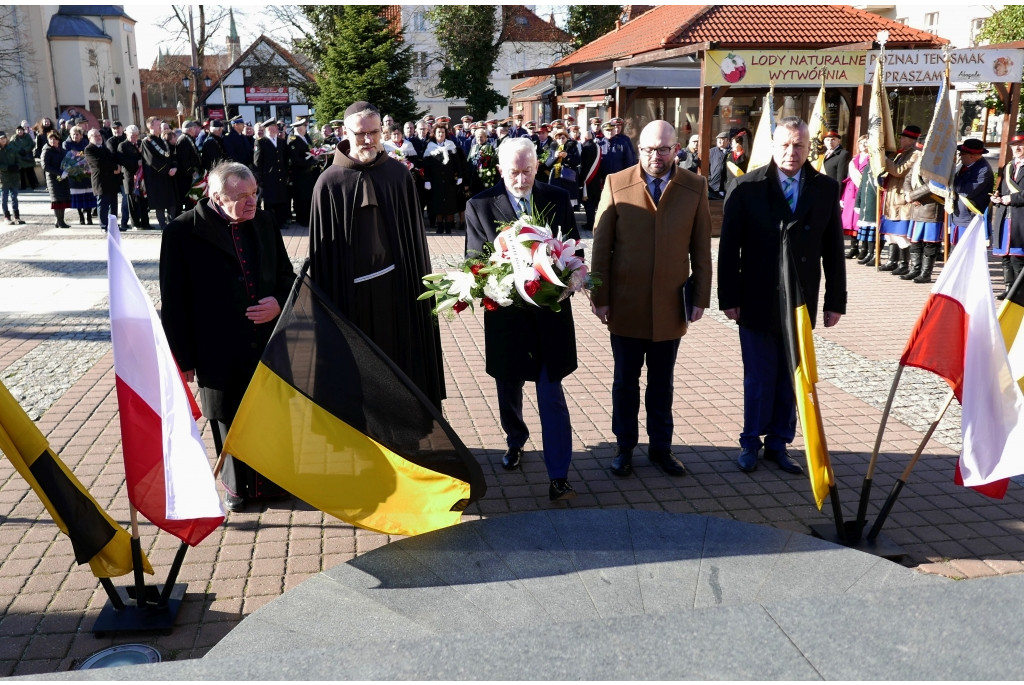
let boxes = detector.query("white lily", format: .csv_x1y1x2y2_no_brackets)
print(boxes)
445,270,476,301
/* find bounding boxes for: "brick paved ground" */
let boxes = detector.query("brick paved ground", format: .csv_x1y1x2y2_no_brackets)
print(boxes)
1,189,1023,675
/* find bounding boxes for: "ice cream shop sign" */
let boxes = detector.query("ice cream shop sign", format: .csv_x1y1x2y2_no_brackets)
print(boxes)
707,49,1024,87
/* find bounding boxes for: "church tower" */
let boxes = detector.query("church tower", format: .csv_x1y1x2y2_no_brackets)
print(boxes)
226,8,241,64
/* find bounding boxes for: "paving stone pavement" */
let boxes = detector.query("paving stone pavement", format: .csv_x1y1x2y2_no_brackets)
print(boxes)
1,189,1023,676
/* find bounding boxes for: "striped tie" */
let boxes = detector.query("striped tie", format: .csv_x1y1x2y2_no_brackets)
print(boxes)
518,197,530,217
783,176,797,212
651,177,663,206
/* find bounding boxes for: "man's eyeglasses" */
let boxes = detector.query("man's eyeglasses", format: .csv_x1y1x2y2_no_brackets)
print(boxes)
640,146,674,156
350,128,381,140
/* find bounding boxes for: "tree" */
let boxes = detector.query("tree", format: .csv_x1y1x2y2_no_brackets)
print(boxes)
425,6,509,119
295,6,420,123
977,6,1024,45
564,5,623,53
0,6,36,123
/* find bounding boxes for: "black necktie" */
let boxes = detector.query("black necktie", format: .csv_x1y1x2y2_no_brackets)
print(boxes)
651,178,663,206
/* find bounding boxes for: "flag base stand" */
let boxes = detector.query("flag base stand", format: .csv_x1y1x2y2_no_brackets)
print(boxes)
91,582,187,636
809,522,906,562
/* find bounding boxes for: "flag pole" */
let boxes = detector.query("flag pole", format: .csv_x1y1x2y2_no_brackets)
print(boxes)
158,541,190,607
867,389,955,541
128,505,148,608
855,364,904,536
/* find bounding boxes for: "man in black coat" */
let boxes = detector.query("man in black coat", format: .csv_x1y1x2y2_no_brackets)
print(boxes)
465,137,580,501
287,117,318,227
105,122,129,231
950,138,994,246
176,120,203,210
159,162,296,512
223,115,251,167
200,119,229,173
254,118,290,229
718,116,847,475
141,116,178,229
707,130,730,199
83,128,122,229
117,125,149,229
821,130,850,186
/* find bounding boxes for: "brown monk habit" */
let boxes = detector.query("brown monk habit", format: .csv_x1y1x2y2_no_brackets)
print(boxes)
308,140,445,409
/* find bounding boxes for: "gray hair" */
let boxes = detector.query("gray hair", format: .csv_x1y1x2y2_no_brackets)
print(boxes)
776,116,808,135
87,128,102,140
208,161,256,195
124,124,140,136
498,137,536,168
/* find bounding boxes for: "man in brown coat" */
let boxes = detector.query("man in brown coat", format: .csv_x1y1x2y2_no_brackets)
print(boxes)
590,120,713,478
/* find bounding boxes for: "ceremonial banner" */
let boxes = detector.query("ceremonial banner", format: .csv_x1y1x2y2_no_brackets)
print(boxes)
706,50,865,87
223,271,486,536
780,231,832,510
746,86,775,172
919,73,957,188
900,216,1024,494
0,380,152,578
866,49,1024,85
867,52,896,178
807,81,828,172
107,218,225,546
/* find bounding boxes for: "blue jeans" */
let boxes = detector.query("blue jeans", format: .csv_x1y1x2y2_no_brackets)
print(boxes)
610,333,680,451
1,187,19,217
738,326,796,452
495,365,572,480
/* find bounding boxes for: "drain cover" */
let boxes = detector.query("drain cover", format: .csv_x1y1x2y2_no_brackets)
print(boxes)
78,644,161,670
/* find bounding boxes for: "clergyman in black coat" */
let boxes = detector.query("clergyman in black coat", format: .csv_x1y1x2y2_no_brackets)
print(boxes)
159,162,296,511
718,116,847,476
465,136,580,501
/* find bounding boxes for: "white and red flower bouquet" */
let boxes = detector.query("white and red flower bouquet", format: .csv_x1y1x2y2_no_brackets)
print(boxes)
420,212,599,317
186,172,208,203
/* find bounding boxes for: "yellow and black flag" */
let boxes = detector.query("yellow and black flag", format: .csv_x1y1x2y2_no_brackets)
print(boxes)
998,271,1024,395
223,270,486,536
0,380,151,578
779,232,834,510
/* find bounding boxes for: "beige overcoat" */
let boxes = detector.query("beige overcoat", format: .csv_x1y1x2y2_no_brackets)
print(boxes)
590,165,713,342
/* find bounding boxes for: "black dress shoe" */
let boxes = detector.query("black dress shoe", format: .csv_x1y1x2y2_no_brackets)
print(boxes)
549,479,576,501
649,447,686,477
224,493,246,512
737,447,759,473
609,448,633,477
764,447,804,475
502,447,523,470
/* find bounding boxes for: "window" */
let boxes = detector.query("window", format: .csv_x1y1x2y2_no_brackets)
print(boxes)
924,12,939,34
971,17,986,45
413,52,429,79
895,17,908,25
515,16,528,26
412,11,428,32
111,105,119,120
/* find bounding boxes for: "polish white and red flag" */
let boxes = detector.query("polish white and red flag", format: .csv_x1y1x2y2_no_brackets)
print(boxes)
106,216,224,545
900,215,1024,498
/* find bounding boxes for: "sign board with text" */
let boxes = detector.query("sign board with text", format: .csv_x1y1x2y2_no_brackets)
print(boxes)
865,49,1024,85
244,87,289,103
706,50,866,87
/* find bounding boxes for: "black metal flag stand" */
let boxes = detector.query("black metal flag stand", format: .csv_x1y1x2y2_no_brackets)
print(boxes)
92,507,189,636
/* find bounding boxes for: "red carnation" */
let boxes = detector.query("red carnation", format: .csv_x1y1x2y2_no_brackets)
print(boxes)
524,280,540,296
453,300,469,313
482,297,499,311
470,264,484,276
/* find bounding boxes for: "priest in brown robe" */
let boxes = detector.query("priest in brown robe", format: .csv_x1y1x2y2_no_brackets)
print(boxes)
308,101,445,409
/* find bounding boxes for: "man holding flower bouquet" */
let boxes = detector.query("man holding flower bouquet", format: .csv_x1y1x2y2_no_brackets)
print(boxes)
465,137,581,501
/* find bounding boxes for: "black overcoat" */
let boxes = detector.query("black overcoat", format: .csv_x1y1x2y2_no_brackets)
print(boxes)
465,181,579,383
254,137,289,204
718,160,847,334
83,142,121,196
140,135,177,211
159,199,296,420
822,146,851,185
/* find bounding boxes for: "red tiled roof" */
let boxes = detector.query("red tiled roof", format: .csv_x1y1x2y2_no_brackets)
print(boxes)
503,5,571,43
545,4,946,71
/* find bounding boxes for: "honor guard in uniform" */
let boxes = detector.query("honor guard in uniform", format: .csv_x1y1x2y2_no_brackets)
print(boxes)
254,118,290,229
950,137,993,248
325,120,343,147
176,119,203,210
901,137,944,284
878,125,920,273
991,132,1024,298
224,115,252,167
287,117,318,227
200,119,229,173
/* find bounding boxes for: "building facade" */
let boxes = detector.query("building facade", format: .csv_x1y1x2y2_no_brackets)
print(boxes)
0,5,144,129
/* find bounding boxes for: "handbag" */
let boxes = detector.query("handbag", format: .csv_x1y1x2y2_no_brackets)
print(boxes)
559,166,577,183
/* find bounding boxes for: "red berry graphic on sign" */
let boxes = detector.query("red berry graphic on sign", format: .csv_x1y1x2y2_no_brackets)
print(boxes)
721,53,747,84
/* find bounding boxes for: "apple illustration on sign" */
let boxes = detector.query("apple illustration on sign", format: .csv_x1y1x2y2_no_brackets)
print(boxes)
721,53,747,83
